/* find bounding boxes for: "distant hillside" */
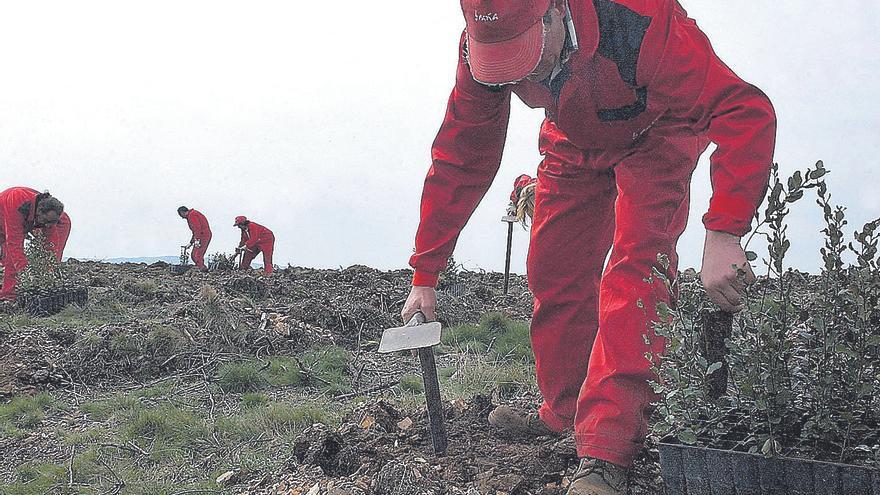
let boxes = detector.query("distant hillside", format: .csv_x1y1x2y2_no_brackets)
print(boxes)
66,256,180,264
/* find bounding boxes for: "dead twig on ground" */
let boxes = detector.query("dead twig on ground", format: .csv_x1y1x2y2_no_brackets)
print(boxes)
334,380,400,401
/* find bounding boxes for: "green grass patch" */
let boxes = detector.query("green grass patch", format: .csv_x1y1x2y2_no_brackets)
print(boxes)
216,401,332,443
217,361,267,393
441,312,533,362
218,345,352,394
399,373,424,394
442,358,536,400
241,392,269,409
121,404,209,445
0,393,53,435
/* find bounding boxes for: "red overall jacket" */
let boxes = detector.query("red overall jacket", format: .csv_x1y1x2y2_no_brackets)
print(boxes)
1,187,70,272
186,209,212,243
239,222,274,250
410,0,776,286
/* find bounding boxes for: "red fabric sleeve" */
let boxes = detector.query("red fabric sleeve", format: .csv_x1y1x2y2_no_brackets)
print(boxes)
661,15,777,237
408,33,513,287
245,223,265,249
1,189,30,273
42,212,71,261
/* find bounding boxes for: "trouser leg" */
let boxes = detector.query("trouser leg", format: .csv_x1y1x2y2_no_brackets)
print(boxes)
261,240,274,275
0,240,18,301
528,122,617,432
575,132,708,466
192,237,210,269
240,248,259,270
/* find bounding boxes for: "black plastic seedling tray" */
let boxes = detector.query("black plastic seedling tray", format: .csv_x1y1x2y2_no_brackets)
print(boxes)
660,440,880,494
17,287,89,316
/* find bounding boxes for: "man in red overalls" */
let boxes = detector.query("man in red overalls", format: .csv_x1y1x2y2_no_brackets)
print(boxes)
0,187,71,301
400,0,775,492
234,216,275,275
178,206,212,270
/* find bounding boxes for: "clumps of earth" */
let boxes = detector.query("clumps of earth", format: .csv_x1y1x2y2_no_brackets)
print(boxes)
246,397,661,495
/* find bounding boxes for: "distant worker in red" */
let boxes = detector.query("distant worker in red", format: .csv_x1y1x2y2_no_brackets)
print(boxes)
234,216,275,275
0,187,71,301
178,206,212,270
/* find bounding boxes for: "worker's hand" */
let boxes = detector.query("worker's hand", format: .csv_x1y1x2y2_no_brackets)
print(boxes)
401,285,437,323
700,230,756,313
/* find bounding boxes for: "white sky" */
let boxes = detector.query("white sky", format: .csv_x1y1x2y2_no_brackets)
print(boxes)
1,1,878,274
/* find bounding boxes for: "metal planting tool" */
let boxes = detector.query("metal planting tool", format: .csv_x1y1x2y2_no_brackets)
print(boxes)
378,312,447,454
501,204,518,295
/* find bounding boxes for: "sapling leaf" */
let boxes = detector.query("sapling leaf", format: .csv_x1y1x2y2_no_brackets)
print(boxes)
678,430,697,445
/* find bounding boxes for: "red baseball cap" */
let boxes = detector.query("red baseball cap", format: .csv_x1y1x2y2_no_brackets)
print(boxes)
234,215,248,226
461,0,551,85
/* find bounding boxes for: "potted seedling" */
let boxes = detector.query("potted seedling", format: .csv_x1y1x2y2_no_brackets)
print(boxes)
169,245,193,275
651,162,880,494
16,232,88,316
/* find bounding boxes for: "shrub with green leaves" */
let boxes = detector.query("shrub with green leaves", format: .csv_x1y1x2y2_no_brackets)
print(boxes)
16,232,66,295
652,161,880,467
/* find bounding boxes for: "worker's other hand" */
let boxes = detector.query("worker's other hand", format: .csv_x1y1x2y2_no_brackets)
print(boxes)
700,230,756,313
401,285,437,323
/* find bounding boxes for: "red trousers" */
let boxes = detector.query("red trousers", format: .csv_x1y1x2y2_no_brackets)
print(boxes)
528,121,708,466
191,236,211,269
240,238,274,275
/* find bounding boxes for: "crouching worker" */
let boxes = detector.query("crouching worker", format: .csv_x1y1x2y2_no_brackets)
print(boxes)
0,187,70,300
178,206,212,270
234,216,275,275
401,0,775,492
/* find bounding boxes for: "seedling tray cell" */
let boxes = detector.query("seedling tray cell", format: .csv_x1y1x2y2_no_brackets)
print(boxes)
660,440,880,495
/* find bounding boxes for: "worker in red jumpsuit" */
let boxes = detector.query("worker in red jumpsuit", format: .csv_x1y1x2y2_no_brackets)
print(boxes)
0,187,71,301
234,216,275,275
400,0,775,492
177,206,212,270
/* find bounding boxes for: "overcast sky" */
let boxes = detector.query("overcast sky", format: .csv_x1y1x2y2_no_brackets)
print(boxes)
2,1,878,274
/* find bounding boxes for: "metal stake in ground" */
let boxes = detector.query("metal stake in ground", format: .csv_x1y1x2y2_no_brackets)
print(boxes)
501,204,518,295
378,312,447,454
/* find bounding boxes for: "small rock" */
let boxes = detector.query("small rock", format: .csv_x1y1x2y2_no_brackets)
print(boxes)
215,470,237,485
360,415,376,429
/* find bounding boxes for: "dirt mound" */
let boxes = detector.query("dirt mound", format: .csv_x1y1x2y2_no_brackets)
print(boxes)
1,261,531,396
246,397,661,495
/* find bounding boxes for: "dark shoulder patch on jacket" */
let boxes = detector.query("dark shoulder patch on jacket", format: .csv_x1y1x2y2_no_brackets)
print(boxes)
593,0,652,87
18,201,32,217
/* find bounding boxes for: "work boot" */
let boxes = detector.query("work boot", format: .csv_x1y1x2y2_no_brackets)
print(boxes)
566,457,629,495
487,405,562,437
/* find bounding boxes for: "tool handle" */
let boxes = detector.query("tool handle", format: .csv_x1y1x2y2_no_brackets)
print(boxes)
407,311,427,327
418,347,447,455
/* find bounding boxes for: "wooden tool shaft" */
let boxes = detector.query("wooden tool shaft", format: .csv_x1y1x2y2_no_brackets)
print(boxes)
503,221,513,295
418,346,447,454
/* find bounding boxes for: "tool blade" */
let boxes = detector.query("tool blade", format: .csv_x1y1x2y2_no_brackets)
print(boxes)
378,322,442,353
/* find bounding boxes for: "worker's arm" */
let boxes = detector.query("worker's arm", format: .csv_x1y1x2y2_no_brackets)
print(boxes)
42,213,71,262
407,33,513,290
667,15,777,236
662,14,775,311
244,224,263,250
186,216,197,245
195,212,210,241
